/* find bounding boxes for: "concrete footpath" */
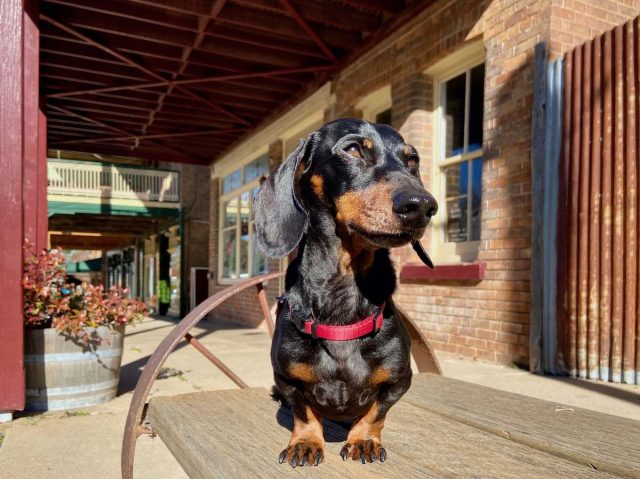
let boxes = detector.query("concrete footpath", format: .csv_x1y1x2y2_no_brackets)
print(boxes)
1,316,639,479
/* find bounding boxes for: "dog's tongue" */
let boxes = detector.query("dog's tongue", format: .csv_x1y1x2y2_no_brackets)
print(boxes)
411,241,435,269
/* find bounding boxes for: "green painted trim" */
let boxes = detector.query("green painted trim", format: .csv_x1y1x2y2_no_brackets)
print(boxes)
67,258,102,273
48,201,180,218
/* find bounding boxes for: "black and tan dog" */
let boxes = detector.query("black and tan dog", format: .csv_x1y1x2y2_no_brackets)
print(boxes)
254,118,437,467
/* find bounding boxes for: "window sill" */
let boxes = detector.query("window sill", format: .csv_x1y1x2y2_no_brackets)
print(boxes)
399,262,486,284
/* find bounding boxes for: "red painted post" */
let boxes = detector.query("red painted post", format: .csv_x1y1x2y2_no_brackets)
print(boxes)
0,0,26,412
23,9,39,250
37,110,48,251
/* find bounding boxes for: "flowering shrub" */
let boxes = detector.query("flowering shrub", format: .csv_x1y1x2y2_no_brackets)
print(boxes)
23,241,148,344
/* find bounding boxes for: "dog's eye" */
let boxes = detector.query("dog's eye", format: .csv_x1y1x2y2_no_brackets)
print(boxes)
344,144,362,159
406,155,419,172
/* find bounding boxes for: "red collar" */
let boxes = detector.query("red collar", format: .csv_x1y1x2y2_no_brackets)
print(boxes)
280,298,385,341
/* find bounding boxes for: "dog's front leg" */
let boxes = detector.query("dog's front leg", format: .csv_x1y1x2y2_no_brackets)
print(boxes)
275,376,325,467
340,372,411,464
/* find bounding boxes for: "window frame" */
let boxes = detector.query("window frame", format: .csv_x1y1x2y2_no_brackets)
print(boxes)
357,85,392,123
217,152,269,284
430,46,485,263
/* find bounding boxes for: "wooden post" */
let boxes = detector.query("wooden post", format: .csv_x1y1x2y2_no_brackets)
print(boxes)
529,43,547,374
37,110,48,251
0,0,26,412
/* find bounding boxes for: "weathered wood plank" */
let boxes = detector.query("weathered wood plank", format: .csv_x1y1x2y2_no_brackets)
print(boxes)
148,381,623,479
147,388,427,479
404,374,640,479
383,401,620,479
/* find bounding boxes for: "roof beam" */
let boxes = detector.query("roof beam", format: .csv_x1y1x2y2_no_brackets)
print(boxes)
141,0,228,135
238,0,380,32
56,127,247,145
40,14,252,126
43,0,200,33
47,103,206,164
335,0,403,14
46,65,335,98
278,0,337,63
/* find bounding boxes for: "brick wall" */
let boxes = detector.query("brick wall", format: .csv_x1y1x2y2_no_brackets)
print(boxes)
181,163,210,312
327,0,547,365
549,0,640,58
205,0,640,364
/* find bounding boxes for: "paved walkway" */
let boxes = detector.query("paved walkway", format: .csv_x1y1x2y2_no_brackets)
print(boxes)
1,316,639,479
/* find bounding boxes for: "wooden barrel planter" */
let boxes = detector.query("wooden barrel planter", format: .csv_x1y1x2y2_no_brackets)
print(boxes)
24,326,125,411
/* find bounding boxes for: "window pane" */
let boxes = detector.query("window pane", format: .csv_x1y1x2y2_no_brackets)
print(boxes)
471,157,483,241
468,63,485,153
222,230,237,278
375,108,392,125
223,197,238,228
239,192,250,277
252,232,268,275
244,154,270,183
444,73,466,157
222,169,241,194
445,161,468,198
446,197,468,242
444,162,469,242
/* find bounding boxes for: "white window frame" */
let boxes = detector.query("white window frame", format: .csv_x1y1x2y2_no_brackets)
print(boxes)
428,41,485,263
217,151,269,284
357,85,392,123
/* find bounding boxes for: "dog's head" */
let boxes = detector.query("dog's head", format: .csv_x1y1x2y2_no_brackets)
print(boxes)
254,118,437,259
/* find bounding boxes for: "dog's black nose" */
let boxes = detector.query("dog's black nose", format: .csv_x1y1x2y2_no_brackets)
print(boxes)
392,190,438,223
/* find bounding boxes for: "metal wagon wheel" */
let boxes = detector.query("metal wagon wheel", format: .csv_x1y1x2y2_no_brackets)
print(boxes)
121,272,440,478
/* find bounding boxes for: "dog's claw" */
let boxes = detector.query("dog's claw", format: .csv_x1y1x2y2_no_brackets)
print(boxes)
379,448,387,462
341,439,386,464
279,442,323,467
340,444,350,461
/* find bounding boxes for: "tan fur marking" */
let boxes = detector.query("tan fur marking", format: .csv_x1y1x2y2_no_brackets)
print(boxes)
403,144,413,156
310,174,324,200
338,240,375,277
290,405,324,444
283,405,325,465
370,367,391,386
288,363,317,383
363,138,374,150
335,184,401,233
346,401,385,445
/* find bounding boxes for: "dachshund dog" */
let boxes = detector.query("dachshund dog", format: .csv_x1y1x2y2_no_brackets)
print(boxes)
254,118,437,467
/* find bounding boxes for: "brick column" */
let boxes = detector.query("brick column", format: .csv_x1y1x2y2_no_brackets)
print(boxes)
208,172,219,296
391,72,435,263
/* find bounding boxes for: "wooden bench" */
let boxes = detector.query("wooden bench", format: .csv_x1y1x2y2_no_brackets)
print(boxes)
122,275,640,478
145,374,640,479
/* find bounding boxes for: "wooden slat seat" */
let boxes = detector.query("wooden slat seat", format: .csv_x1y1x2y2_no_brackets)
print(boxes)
146,374,639,479
403,374,640,479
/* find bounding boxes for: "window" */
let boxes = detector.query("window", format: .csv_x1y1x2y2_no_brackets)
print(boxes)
432,47,485,261
219,155,270,281
357,86,392,125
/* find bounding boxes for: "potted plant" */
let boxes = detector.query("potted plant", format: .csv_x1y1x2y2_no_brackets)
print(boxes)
22,242,148,411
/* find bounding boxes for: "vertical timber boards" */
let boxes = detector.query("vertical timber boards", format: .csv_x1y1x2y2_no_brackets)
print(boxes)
0,0,25,410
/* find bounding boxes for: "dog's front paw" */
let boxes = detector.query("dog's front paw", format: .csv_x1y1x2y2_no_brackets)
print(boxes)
278,440,324,467
340,439,387,464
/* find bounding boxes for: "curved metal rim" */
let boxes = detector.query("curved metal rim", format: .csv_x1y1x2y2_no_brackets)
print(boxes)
121,272,284,479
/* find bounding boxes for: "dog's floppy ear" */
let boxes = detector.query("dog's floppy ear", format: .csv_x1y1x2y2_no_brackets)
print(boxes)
254,136,314,258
